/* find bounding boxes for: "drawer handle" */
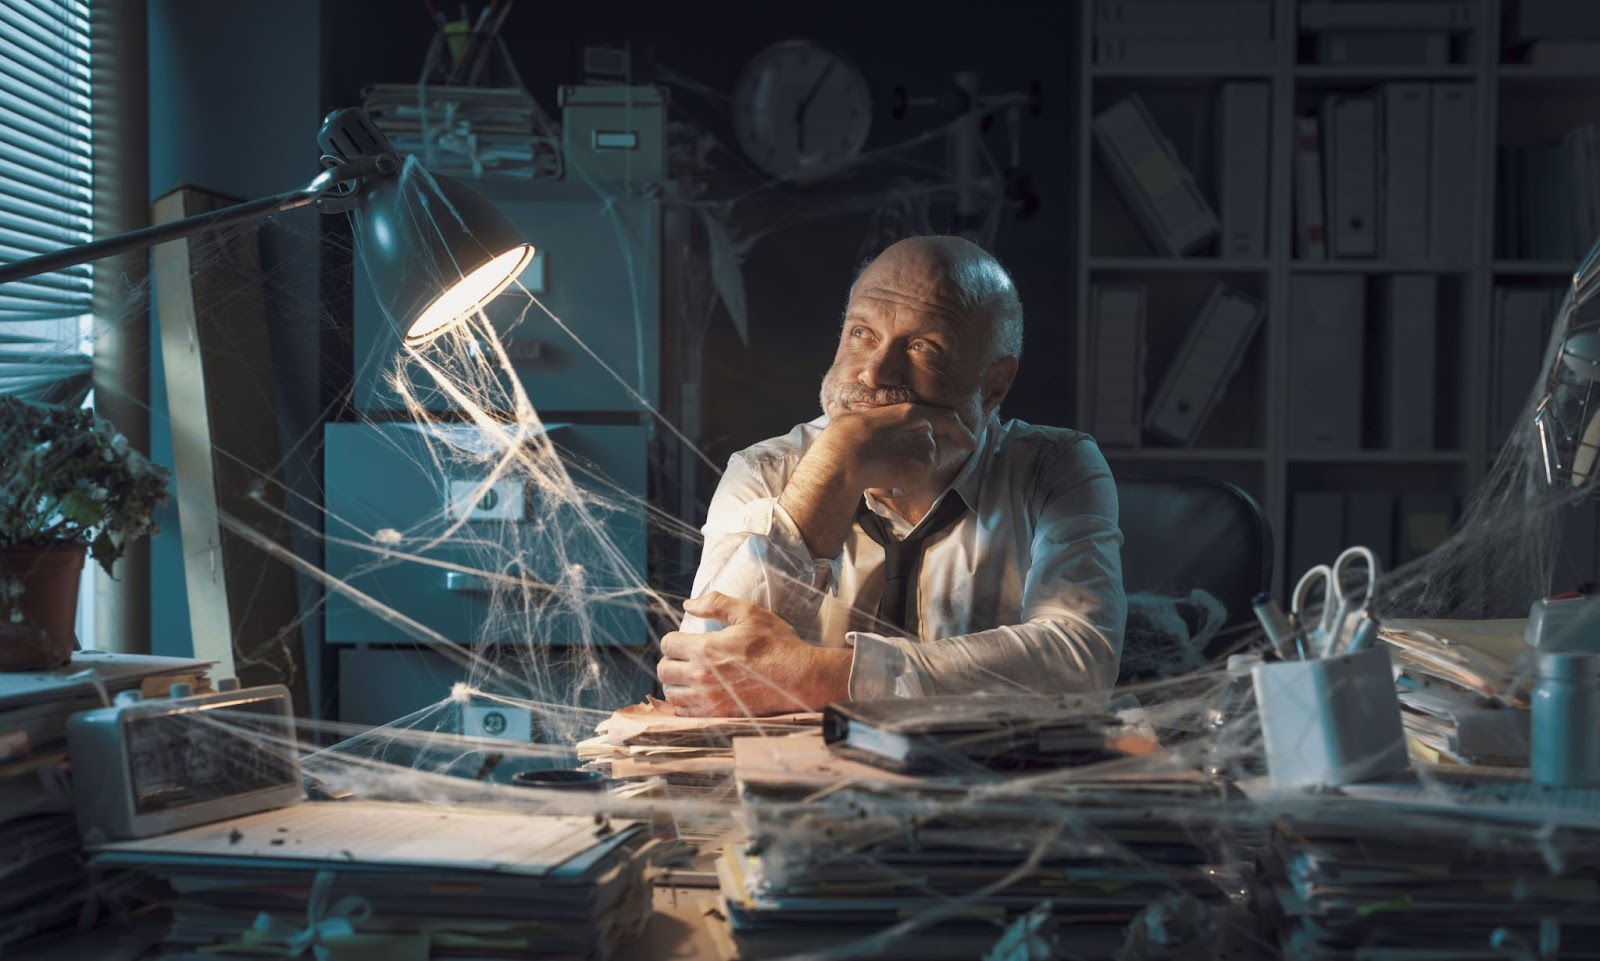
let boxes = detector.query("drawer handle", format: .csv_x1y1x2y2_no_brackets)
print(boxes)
445,572,494,593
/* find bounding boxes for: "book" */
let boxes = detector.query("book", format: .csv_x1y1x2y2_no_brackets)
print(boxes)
1144,284,1265,445
1093,95,1221,257
1217,82,1270,259
821,695,1130,775
1295,116,1328,259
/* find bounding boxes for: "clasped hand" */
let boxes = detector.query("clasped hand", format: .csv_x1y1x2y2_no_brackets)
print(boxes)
657,592,849,717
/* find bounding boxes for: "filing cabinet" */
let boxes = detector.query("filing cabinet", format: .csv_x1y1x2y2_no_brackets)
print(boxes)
322,422,650,649
352,179,661,414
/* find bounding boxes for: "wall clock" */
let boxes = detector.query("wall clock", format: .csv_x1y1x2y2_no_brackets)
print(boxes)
732,41,872,181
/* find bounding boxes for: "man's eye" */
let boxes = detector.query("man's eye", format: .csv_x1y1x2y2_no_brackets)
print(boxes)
850,327,869,339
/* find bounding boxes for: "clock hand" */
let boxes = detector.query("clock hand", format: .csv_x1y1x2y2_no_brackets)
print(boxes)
794,61,835,154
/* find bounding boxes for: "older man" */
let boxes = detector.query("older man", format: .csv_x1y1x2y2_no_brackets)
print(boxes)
658,236,1125,716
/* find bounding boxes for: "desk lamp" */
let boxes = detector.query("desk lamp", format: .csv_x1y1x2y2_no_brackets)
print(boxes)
0,107,535,347
1524,238,1600,787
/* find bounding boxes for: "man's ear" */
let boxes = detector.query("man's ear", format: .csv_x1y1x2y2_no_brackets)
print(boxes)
981,356,1019,414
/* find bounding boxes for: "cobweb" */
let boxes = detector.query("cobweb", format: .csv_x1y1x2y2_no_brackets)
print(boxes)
10,98,1600,959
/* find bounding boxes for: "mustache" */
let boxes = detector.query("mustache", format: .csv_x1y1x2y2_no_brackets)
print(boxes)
826,383,919,408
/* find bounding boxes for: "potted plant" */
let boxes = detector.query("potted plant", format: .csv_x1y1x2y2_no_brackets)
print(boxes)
0,397,169,671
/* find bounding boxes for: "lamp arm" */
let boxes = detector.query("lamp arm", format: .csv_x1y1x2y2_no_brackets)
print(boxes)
0,157,391,287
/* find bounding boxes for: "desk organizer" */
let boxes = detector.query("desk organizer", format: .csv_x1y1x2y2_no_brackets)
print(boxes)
1251,646,1410,790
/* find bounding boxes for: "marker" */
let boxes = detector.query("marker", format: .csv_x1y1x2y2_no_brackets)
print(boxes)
1251,592,1299,660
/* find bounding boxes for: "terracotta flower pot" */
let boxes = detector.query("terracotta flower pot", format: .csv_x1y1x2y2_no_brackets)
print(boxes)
0,544,86,671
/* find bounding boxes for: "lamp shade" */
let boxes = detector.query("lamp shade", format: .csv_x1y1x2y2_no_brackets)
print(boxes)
353,170,534,347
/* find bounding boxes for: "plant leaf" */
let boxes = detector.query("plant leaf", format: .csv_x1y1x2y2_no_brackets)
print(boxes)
90,531,119,577
60,491,102,528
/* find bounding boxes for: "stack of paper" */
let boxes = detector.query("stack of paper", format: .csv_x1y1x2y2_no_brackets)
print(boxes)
0,653,211,951
1256,774,1600,958
577,698,821,802
92,800,652,959
1379,619,1531,765
716,732,1233,959
361,83,561,181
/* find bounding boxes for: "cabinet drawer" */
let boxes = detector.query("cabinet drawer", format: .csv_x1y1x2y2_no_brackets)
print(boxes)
323,422,649,647
353,186,660,414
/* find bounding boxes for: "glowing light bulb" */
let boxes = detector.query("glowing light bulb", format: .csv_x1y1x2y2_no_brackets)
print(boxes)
404,244,536,346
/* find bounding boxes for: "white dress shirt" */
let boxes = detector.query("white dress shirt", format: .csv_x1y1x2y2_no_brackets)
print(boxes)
684,413,1126,698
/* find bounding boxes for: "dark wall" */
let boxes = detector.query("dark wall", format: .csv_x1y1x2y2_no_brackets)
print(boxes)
321,0,1083,477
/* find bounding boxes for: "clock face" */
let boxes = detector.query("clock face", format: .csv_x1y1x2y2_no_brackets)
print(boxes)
732,41,872,181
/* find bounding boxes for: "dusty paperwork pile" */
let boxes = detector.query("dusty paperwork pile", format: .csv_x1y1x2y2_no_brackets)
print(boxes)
0,653,211,951
91,800,652,960
361,83,560,181
1256,773,1600,959
578,697,821,803
716,729,1246,960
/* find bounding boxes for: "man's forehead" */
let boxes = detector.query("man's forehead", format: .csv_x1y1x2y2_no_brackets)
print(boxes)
847,253,971,324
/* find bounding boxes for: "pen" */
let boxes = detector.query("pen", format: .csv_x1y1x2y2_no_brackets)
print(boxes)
1251,592,1298,660
1341,613,1380,656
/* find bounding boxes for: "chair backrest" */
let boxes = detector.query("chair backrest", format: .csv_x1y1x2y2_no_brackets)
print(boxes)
1115,473,1274,630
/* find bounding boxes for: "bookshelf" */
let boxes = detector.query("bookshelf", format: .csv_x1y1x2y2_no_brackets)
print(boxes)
1072,0,1600,599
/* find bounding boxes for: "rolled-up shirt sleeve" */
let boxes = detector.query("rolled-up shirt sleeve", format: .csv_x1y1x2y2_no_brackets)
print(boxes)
845,439,1126,698
682,451,838,637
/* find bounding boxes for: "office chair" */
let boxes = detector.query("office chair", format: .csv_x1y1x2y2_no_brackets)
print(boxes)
1114,474,1274,679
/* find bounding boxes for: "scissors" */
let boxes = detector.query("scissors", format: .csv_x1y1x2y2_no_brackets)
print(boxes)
1290,545,1380,658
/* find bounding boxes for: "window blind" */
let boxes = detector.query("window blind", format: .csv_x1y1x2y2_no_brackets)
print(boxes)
0,0,94,403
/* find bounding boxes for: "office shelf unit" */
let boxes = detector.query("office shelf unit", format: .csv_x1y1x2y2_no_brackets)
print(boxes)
1073,0,1600,599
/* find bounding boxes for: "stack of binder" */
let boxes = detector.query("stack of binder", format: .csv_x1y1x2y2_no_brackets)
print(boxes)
1296,82,1476,264
0,653,211,951
716,731,1234,959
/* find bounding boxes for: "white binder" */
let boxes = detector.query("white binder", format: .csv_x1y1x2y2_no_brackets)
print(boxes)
1288,274,1365,450
1218,82,1271,259
1088,285,1146,446
1382,83,1431,261
1428,83,1477,265
1144,284,1264,445
1382,274,1437,451
1093,95,1221,257
1322,93,1379,258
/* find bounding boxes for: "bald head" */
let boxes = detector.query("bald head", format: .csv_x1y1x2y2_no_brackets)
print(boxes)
850,236,1024,364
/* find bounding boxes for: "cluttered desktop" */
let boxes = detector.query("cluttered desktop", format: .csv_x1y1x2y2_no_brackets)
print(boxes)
9,1,1600,959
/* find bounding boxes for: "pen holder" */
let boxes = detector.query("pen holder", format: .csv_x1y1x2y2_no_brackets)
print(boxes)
1251,646,1410,790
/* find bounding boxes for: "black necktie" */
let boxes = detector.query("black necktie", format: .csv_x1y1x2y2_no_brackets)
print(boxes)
855,493,968,636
